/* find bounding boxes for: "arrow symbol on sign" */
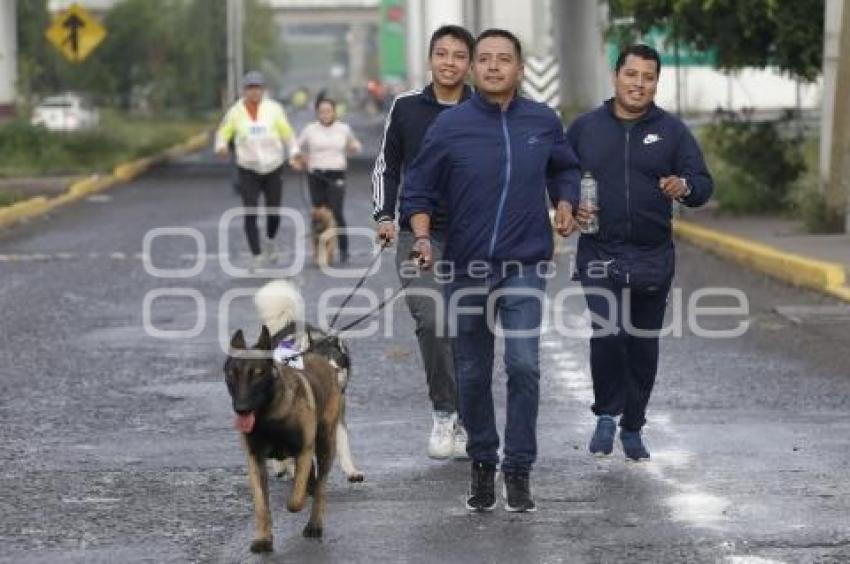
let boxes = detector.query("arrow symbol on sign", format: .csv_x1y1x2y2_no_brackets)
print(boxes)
62,13,85,56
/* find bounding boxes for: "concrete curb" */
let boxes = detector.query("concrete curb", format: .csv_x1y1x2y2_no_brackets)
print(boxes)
673,219,850,302
0,130,210,230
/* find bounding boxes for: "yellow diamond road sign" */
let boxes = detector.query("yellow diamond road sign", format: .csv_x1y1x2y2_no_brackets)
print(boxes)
45,3,107,63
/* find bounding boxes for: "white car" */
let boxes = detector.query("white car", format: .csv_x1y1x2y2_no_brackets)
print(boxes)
31,94,100,132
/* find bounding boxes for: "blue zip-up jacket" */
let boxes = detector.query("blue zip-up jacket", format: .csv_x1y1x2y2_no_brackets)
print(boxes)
400,92,581,270
566,99,713,272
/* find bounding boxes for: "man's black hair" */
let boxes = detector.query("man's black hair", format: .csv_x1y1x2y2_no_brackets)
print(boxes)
315,96,336,110
429,25,474,58
474,28,523,59
615,44,661,75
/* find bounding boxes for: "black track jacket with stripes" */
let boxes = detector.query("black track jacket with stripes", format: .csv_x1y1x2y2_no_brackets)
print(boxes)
371,83,473,231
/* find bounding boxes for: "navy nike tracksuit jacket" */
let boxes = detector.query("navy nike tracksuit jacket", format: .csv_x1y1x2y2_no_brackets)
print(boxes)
565,99,713,274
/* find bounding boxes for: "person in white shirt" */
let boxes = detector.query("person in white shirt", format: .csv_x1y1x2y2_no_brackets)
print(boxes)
215,71,300,270
296,97,362,263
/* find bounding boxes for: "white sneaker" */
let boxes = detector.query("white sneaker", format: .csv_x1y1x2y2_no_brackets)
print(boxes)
452,423,470,460
428,411,456,459
249,254,266,273
263,238,278,263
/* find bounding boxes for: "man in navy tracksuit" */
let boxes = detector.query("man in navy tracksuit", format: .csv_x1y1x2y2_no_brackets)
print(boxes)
372,25,475,460
566,44,713,461
402,29,580,513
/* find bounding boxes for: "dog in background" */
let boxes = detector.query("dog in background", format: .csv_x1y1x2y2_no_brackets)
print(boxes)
253,279,363,483
311,206,337,267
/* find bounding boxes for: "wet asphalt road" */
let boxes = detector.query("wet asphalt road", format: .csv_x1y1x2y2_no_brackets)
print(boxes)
1,149,850,564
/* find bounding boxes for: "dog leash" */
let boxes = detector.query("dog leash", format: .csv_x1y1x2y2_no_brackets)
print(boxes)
329,274,416,335
280,276,415,364
297,170,313,211
327,239,391,329
279,242,421,363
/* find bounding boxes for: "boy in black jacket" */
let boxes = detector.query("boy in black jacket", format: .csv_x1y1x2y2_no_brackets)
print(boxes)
372,25,474,460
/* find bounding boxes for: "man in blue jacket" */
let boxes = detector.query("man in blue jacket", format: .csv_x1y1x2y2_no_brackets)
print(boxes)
401,29,580,513
372,25,475,461
566,44,713,461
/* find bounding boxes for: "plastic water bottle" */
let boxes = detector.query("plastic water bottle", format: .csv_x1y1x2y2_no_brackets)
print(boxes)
580,172,599,234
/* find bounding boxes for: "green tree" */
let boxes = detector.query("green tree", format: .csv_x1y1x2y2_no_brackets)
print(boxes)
608,0,824,81
17,0,283,116
16,0,61,100
94,0,180,110
171,0,227,114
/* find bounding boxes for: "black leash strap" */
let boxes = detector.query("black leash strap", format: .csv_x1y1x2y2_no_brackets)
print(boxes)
281,275,414,363
330,275,415,334
278,245,423,364
327,240,390,329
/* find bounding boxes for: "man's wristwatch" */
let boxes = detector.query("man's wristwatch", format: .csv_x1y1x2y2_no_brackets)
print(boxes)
677,178,692,202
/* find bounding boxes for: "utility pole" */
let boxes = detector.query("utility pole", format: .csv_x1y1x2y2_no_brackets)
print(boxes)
832,0,850,232
553,0,609,115
405,0,462,89
226,0,244,105
820,0,850,231
462,0,482,34
0,0,17,117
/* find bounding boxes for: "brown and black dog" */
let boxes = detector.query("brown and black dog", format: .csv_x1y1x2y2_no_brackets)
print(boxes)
225,326,342,554
311,206,337,267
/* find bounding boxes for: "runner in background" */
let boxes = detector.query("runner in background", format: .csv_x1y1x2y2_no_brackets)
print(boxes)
296,97,362,264
215,71,300,271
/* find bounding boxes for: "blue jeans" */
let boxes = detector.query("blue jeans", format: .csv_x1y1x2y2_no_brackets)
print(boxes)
446,264,546,473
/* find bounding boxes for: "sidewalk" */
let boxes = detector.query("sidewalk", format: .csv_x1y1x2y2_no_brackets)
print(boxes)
675,203,850,302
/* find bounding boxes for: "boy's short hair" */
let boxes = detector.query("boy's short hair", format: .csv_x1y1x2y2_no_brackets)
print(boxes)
429,25,475,58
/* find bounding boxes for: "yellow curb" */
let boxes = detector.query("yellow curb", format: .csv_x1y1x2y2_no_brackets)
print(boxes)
673,219,847,294
113,157,153,181
0,130,210,230
68,175,116,198
825,285,850,303
0,196,50,227
161,131,210,159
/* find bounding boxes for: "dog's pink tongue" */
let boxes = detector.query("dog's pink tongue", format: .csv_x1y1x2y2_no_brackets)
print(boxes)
234,412,255,434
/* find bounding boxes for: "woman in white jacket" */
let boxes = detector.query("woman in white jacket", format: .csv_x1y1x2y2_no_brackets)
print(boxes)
297,97,362,263
215,71,300,270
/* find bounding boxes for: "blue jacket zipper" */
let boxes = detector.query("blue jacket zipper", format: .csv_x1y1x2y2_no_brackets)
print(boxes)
624,128,632,242
489,112,512,258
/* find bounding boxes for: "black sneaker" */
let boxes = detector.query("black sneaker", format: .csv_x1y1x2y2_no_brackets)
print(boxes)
620,430,650,462
465,462,497,512
589,415,617,456
503,471,536,513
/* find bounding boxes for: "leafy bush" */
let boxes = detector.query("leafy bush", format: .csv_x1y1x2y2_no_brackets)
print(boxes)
700,115,806,214
0,112,206,177
0,191,25,206
788,169,845,233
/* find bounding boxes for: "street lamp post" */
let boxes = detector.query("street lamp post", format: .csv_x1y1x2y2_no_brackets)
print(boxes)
226,0,244,105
